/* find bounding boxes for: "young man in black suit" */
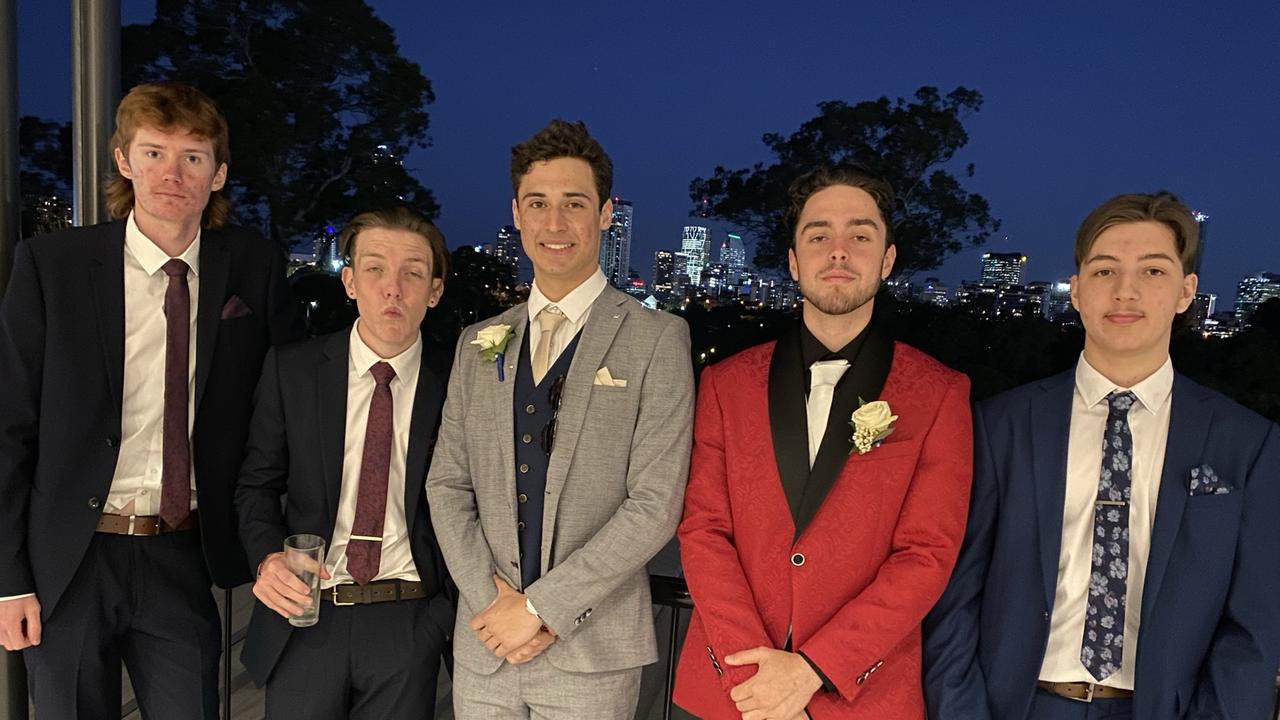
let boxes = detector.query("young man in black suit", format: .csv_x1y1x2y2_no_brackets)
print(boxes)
0,81,297,718
236,208,455,719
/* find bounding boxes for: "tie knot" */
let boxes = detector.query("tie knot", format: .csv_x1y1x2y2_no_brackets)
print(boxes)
539,306,566,332
1106,390,1137,413
809,360,849,390
370,361,396,386
162,259,189,278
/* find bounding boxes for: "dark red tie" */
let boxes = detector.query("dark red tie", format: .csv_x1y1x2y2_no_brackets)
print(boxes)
160,259,191,529
346,361,396,585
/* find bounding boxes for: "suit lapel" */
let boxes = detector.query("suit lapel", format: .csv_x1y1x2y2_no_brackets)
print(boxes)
194,231,230,412
544,289,626,501
317,331,350,524
1032,371,1075,612
88,224,126,416
403,346,445,535
490,306,528,514
768,325,809,531
1140,374,1210,622
796,327,894,538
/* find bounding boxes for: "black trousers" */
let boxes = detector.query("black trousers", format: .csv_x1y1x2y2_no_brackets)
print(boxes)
265,596,447,720
24,530,221,719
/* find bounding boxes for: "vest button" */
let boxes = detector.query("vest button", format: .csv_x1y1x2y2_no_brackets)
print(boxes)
518,493,528,503
522,433,533,443
519,463,529,473
526,404,536,414
518,521,526,530
87,497,101,509
791,553,805,566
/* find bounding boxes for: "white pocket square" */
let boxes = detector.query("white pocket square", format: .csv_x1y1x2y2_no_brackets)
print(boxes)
593,366,627,388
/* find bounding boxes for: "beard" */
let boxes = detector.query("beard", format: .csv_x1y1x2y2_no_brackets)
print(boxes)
799,272,881,316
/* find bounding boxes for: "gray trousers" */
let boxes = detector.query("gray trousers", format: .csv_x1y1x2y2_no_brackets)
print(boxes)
452,654,642,720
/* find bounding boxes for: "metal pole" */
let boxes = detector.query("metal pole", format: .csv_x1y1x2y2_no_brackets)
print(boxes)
222,588,232,720
0,0,19,295
0,0,29,713
71,0,120,228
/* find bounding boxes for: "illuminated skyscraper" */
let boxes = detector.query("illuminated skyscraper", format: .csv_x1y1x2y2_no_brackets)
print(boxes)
980,252,1027,287
681,225,711,285
1192,211,1209,275
719,233,746,285
652,250,676,297
1235,272,1280,323
599,199,633,287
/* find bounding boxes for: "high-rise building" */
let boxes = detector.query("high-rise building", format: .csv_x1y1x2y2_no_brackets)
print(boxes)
652,250,676,297
1188,292,1217,329
1045,280,1075,323
495,225,521,265
599,199,633,288
918,277,949,306
681,226,711,285
980,252,1027,287
1192,211,1209,276
314,224,341,272
719,233,746,285
955,281,1001,318
1235,272,1280,323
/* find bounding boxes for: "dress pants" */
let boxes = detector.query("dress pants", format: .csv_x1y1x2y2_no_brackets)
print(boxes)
24,530,221,719
452,653,642,720
1029,688,1134,720
265,597,447,719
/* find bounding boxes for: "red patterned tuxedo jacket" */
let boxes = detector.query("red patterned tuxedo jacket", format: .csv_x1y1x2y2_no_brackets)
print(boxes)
675,335,973,719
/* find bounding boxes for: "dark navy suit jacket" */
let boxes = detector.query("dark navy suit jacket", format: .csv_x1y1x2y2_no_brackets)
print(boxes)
923,368,1280,719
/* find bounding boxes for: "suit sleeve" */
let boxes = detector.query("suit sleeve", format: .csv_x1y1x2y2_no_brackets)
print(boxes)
0,240,44,596
235,348,291,570
921,401,999,719
426,332,505,615
1186,422,1280,718
523,317,695,640
797,373,973,701
677,363,775,689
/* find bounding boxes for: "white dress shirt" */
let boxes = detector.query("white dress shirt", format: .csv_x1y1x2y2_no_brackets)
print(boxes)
525,268,608,370
1039,354,1174,689
107,212,200,515
322,321,422,589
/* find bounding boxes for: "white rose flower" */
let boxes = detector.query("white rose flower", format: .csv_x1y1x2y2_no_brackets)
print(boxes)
852,401,897,432
471,323,513,349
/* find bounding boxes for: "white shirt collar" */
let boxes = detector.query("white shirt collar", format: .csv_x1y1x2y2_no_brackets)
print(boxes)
348,320,422,381
1074,353,1174,415
124,211,201,276
527,268,608,325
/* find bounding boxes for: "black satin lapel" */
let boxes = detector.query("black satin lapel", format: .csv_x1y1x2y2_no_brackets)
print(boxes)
768,325,810,528
403,347,445,535
797,327,895,538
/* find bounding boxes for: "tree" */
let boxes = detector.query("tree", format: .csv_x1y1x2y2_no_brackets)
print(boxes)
122,0,438,248
18,116,73,237
691,86,1000,274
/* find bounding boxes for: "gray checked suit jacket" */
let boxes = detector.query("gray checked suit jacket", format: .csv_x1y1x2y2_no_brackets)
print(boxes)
427,285,695,675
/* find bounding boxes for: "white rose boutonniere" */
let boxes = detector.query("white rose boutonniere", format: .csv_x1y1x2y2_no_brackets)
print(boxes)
470,323,516,381
850,399,897,455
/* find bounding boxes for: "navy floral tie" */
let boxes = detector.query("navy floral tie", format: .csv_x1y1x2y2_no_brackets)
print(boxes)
1081,390,1136,681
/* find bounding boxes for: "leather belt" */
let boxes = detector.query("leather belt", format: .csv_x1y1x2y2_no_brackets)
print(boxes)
1037,680,1134,702
323,580,424,606
96,510,199,536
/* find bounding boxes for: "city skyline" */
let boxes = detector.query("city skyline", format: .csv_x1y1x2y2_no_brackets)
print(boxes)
13,2,1279,305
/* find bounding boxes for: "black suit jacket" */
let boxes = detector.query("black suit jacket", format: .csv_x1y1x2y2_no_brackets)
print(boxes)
235,329,455,686
0,221,298,614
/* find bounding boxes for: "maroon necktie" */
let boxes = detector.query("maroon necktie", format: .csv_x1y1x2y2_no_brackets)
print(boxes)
346,361,396,585
160,259,191,529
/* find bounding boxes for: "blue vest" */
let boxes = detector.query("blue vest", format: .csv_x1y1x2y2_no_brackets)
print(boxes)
513,329,581,590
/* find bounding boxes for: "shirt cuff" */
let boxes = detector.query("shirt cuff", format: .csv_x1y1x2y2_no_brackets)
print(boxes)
0,593,37,602
799,651,837,693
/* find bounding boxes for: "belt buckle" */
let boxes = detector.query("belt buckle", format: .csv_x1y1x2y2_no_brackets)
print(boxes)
330,587,355,606
1068,683,1095,703
127,515,138,535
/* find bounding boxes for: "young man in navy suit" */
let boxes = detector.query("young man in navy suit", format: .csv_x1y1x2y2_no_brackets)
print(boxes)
0,82,296,718
923,192,1280,719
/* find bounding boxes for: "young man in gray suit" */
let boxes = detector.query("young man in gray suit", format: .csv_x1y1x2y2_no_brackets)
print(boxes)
426,119,695,718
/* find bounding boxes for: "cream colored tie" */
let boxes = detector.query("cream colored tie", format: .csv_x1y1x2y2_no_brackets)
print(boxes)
806,360,850,468
532,307,566,385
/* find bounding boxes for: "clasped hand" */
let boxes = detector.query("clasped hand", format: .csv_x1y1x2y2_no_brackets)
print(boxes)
470,575,556,665
725,646,821,720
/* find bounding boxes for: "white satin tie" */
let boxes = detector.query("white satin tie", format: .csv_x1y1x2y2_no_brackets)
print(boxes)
531,306,566,385
806,360,850,468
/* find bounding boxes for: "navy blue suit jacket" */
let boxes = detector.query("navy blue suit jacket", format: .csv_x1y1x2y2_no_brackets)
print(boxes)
923,368,1280,719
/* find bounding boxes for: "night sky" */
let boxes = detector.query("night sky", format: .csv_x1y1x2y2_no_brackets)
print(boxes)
14,1,1280,305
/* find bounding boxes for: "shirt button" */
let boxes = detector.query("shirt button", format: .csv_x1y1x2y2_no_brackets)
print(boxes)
87,497,101,509
791,553,805,567
518,493,528,503
526,404,536,414
519,463,529,473
522,433,533,443
518,521,526,530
